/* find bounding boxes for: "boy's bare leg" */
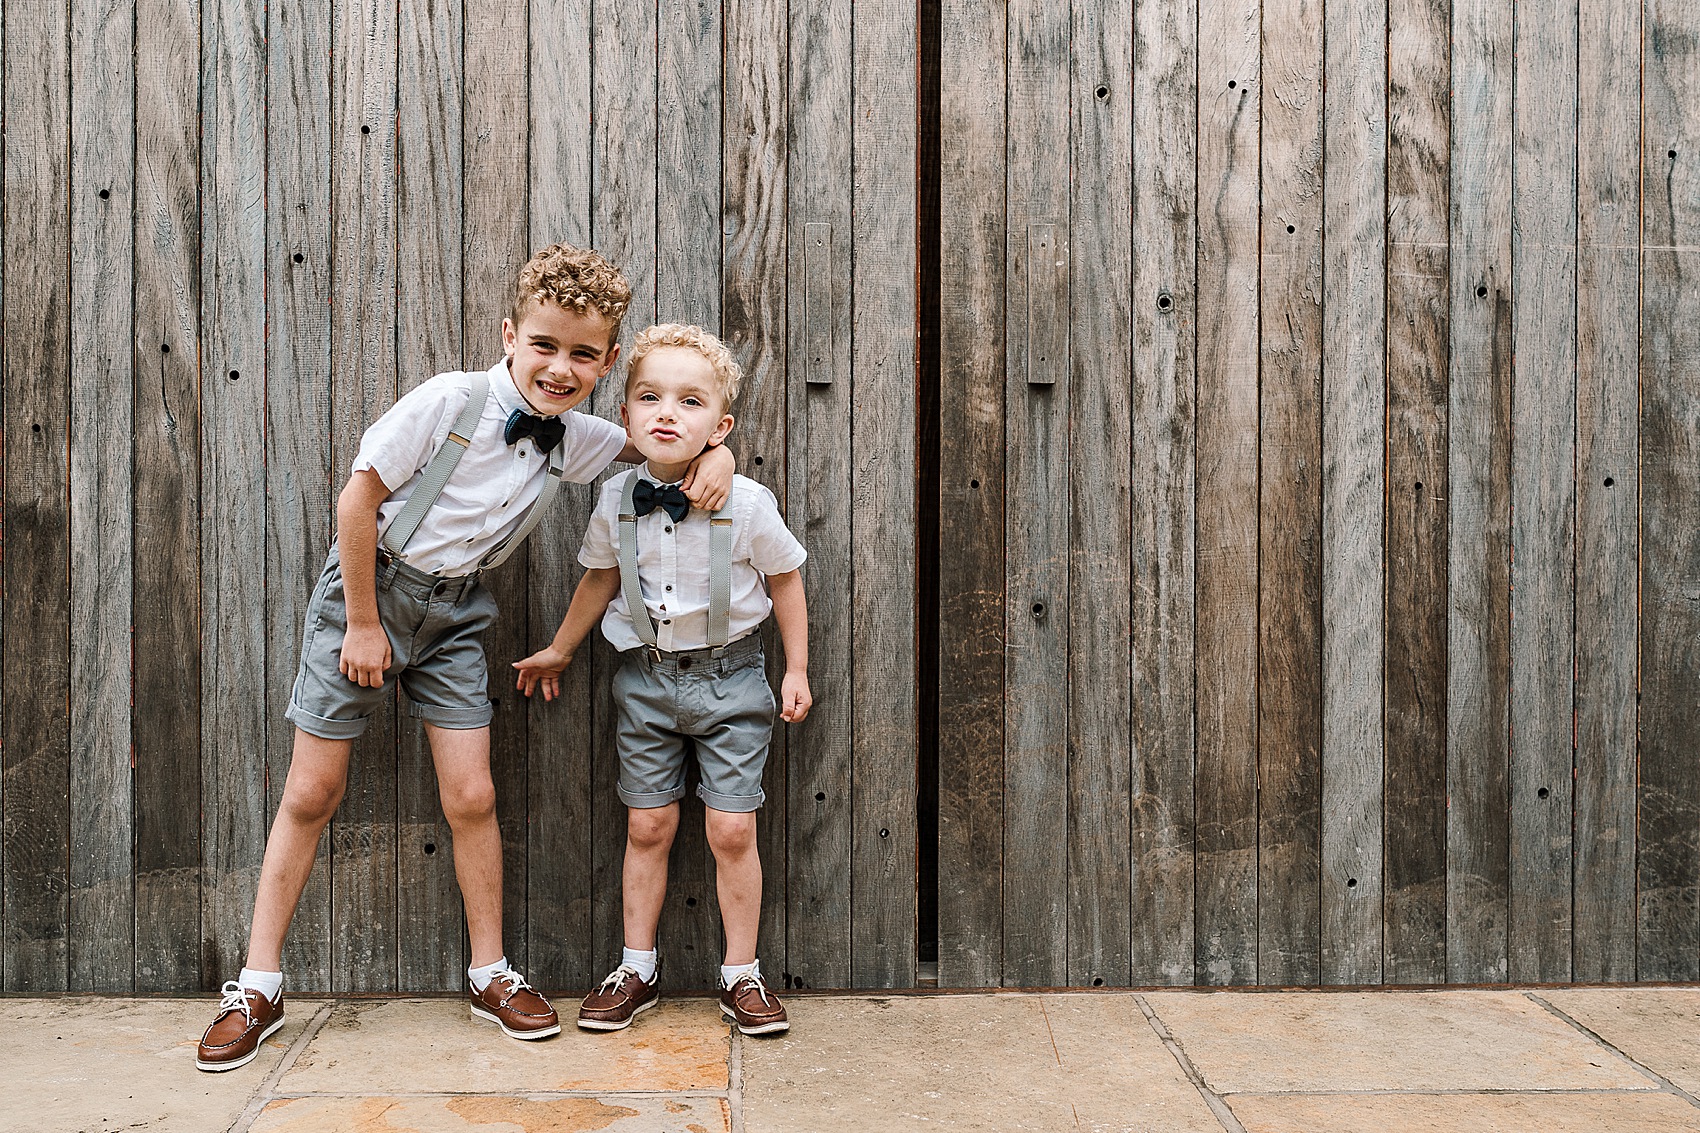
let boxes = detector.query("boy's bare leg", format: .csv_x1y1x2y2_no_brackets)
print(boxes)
622,803,680,950
244,728,354,970
424,722,505,968
705,808,761,966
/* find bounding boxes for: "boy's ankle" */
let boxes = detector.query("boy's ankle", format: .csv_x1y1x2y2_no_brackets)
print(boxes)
621,946,659,984
237,967,283,1004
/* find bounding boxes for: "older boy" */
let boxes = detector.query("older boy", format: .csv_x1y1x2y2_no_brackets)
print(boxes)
514,323,809,1035
195,247,733,1071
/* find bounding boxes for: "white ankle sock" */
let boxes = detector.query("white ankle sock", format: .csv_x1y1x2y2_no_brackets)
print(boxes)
720,959,759,987
238,967,283,1003
622,947,658,983
468,956,510,993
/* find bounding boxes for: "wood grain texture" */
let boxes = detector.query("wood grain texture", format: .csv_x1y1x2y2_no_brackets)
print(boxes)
328,0,401,992
1129,0,1197,988
1446,0,1513,984
201,0,271,985
935,0,1006,989
1194,0,1261,987
132,0,203,994
1638,0,1700,983
2,0,73,991
69,0,136,992
1320,0,1387,987
396,0,467,993
849,0,918,988
783,0,853,988
1571,0,1640,985
1383,0,1447,985
1508,0,1578,984
1257,0,1324,988
1001,0,1069,988
724,0,791,987
268,0,334,995
464,0,532,976
523,0,595,994
1067,0,1133,988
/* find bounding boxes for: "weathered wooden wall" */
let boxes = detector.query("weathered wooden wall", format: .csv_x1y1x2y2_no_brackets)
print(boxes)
937,0,1700,988
3,0,1697,994
1,0,915,994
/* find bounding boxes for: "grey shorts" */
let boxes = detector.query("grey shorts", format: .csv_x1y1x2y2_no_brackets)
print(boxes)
284,546,499,739
612,634,774,813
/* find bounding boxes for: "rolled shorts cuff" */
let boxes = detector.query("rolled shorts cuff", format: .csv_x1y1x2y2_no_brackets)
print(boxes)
697,784,765,813
406,699,493,729
284,700,371,741
618,783,690,809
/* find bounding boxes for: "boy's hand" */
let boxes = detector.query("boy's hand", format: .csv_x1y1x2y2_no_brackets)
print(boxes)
681,443,735,512
340,624,392,687
780,671,812,723
514,646,573,701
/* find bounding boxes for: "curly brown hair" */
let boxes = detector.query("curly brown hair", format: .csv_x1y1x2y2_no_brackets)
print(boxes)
626,323,743,409
511,243,633,341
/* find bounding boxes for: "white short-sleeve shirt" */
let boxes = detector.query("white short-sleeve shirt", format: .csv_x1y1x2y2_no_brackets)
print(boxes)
354,358,627,577
580,467,807,653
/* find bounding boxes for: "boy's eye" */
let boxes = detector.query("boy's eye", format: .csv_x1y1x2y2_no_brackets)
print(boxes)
683,397,702,407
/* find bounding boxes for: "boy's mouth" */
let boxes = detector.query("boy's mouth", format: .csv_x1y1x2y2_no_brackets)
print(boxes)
649,426,681,441
537,378,575,400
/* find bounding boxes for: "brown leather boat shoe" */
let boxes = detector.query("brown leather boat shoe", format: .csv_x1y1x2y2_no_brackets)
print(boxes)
577,961,661,1031
720,971,789,1035
196,982,286,1072
469,967,561,1040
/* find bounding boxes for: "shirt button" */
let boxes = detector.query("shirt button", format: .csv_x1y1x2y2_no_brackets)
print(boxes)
665,585,672,592
663,619,671,625
664,526,673,534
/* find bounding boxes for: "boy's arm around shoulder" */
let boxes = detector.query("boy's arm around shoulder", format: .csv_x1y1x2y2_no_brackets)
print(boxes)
513,566,622,701
767,568,811,723
336,469,394,687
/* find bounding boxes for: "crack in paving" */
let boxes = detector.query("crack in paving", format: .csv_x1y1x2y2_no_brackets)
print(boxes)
1134,993,1250,1133
227,1002,334,1133
1527,991,1700,1112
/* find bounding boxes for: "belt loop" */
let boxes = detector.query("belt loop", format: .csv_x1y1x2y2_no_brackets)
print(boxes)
377,550,402,592
646,645,664,667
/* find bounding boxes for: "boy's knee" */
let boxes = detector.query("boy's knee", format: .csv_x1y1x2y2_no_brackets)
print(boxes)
280,774,344,826
705,810,758,857
439,777,497,825
626,806,679,851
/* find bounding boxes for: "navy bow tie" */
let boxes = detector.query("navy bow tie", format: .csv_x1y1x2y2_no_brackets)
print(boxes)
632,479,692,523
504,408,566,453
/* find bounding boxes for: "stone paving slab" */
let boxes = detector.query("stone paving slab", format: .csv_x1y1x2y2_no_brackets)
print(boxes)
1226,1091,1700,1133
1543,988,1700,1096
2,996,325,1133
741,993,1221,1133
1143,990,1652,1094
247,1094,730,1133
277,998,729,1095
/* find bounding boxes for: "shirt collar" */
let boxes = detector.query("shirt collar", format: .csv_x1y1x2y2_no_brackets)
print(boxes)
640,463,683,488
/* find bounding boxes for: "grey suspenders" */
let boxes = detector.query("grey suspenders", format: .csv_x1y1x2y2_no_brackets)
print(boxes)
380,372,566,572
618,473,734,654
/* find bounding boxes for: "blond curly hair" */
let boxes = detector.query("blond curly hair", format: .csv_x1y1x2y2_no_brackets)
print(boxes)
626,323,743,410
511,243,632,340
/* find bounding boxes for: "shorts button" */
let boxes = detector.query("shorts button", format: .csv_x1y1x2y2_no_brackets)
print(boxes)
679,657,693,670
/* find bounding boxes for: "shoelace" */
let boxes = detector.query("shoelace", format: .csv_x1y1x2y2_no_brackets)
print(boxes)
731,972,772,1006
489,968,536,996
216,980,256,1020
596,964,643,994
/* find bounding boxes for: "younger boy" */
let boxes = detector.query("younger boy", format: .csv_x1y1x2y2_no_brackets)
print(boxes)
195,246,733,1071
514,323,810,1035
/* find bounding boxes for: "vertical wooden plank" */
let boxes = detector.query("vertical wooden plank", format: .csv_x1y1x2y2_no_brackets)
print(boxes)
1639,0,1700,984
524,0,594,993
1383,0,1447,985
850,0,918,988
2,0,73,991
465,0,532,976
1446,0,1512,985
1194,0,1261,987
396,0,467,992
133,0,203,993
655,0,726,988
1002,0,1069,990
69,0,136,991
590,0,659,982
328,0,400,993
786,221,850,992
1320,0,1387,987
1129,0,1197,988
201,0,270,984
936,0,1006,988
1067,0,1132,988
1508,0,1578,984
1571,0,1640,985
269,0,334,996
725,0,792,986
1258,0,1324,988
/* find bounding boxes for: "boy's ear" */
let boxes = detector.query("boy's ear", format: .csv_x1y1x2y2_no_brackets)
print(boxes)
710,413,735,447
501,317,517,357
618,401,630,428
601,341,621,375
